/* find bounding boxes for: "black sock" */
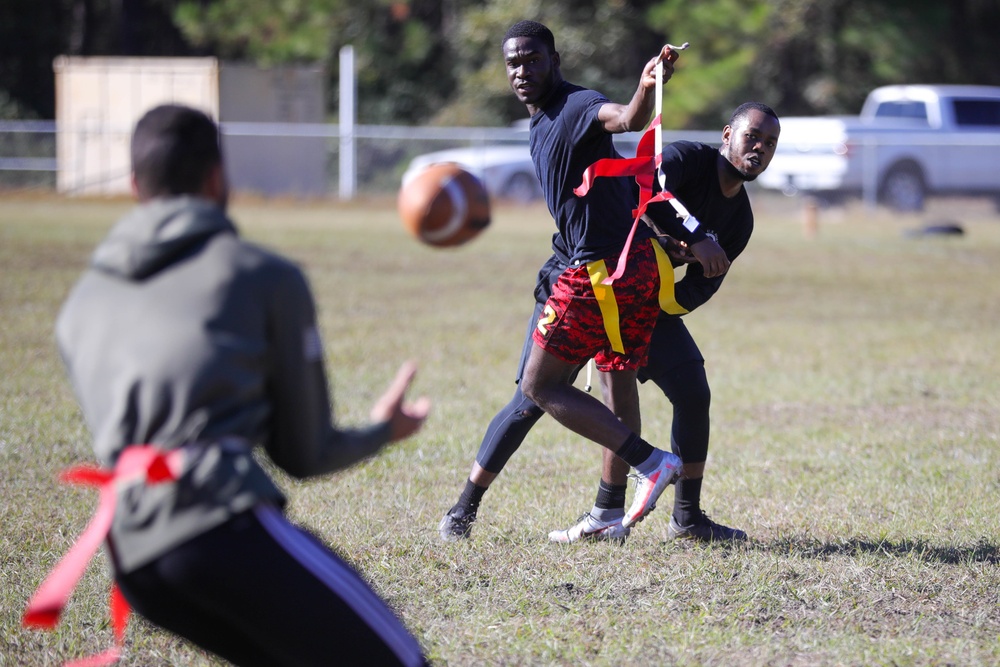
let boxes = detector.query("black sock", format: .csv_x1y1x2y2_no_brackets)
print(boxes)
673,476,703,526
614,433,655,469
594,479,627,510
451,479,487,517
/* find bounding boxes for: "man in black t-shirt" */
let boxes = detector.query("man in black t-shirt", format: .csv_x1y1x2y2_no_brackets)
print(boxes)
440,19,737,540
441,100,780,544
554,104,781,543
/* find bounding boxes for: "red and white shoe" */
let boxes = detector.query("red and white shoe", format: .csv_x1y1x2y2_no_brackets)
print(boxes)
622,452,683,529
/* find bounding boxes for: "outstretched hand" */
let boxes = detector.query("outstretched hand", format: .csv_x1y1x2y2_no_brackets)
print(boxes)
370,361,431,442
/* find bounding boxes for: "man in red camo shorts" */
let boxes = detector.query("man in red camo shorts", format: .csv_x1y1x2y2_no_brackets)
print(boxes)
534,245,662,373
498,20,693,530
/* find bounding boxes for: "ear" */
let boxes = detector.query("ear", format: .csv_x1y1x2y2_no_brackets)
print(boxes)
130,173,140,199
721,124,733,146
201,162,228,206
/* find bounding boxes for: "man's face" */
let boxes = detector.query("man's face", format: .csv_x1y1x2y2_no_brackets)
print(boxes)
503,36,559,107
721,110,781,182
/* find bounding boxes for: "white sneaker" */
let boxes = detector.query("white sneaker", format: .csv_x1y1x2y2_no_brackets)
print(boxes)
548,512,630,543
622,451,683,529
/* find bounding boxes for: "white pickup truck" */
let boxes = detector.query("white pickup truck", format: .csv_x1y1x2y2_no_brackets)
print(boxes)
756,85,1000,211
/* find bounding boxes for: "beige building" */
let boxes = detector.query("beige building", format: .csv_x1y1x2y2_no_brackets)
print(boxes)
54,57,327,196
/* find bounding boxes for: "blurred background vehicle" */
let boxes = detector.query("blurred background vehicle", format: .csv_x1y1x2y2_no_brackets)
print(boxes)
756,85,1000,211
400,128,649,204
401,143,541,203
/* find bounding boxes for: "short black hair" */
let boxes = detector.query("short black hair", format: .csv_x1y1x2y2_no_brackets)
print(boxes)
502,20,556,53
729,102,780,128
130,104,222,199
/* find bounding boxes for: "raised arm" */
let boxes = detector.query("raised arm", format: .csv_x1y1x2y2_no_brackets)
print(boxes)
597,44,681,133
261,264,429,479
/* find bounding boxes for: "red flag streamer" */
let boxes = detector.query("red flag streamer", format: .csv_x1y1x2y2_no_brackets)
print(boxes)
575,115,678,284
576,45,695,285
23,446,185,666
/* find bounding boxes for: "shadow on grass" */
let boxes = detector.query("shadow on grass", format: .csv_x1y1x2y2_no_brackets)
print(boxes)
759,536,1000,565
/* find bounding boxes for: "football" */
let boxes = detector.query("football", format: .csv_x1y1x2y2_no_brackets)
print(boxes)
397,163,491,247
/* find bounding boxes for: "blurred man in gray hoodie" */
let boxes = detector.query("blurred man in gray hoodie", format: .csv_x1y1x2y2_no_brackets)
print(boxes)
54,104,431,666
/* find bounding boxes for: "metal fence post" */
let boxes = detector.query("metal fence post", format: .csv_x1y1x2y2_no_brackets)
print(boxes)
339,45,356,200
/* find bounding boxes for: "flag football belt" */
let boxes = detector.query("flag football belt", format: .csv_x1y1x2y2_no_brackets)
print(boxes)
574,114,697,285
23,445,186,666
575,47,698,285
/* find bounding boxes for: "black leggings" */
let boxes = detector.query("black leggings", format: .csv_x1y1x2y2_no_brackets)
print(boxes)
476,313,710,472
115,505,428,667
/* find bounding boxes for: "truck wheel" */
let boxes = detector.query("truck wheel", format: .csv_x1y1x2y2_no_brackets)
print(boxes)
880,165,925,212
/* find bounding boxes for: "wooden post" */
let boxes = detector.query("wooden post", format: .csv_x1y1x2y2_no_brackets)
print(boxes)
803,196,819,238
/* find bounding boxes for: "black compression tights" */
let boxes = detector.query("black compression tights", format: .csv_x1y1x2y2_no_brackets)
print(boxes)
474,359,710,474
652,359,711,464
474,385,545,473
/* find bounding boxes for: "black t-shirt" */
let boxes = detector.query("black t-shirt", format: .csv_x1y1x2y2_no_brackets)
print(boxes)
648,141,754,313
530,81,652,264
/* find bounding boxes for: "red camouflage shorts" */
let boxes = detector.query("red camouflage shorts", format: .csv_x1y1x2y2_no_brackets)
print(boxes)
532,238,674,372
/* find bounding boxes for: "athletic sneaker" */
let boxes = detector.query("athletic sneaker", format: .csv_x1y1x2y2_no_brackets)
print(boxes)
548,512,630,544
622,451,683,529
438,510,476,542
668,511,748,542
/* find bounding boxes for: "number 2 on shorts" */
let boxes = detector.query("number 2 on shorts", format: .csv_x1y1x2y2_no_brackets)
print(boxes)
536,304,557,337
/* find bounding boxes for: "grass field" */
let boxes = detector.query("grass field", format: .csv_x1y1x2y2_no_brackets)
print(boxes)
2,192,999,666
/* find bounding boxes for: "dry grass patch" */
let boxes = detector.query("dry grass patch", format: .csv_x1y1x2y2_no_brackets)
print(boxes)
2,194,999,666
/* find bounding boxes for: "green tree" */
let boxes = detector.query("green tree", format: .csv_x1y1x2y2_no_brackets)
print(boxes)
174,0,345,64
646,0,772,128
333,1,458,124
441,0,664,127
745,0,1000,118
0,0,196,118
172,0,460,123
644,0,1000,124
4,0,1000,125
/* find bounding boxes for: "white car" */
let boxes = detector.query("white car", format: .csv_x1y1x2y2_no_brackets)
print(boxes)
401,132,644,204
401,143,541,203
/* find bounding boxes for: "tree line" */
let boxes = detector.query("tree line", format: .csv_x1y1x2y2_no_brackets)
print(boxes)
3,0,999,127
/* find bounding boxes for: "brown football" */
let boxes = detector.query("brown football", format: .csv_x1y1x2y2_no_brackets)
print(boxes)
397,163,491,247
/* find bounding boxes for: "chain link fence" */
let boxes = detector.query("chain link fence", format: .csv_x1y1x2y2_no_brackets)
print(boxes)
0,121,57,190
5,121,997,214
0,121,719,201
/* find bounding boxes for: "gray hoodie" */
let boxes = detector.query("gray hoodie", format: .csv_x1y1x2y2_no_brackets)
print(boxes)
57,196,391,571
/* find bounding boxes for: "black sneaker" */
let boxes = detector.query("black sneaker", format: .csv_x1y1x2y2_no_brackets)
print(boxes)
438,509,476,542
668,510,747,542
